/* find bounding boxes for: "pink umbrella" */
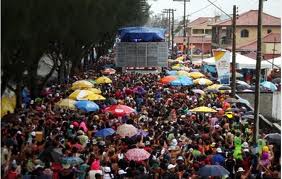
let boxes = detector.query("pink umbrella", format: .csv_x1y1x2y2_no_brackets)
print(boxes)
125,148,151,161
104,104,135,117
116,124,138,138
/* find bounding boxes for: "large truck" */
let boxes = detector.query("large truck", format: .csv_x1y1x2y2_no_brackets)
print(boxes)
115,27,168,73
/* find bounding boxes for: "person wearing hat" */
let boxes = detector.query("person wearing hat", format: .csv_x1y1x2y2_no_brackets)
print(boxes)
235,166,252,179
211,148,225,166
162,164,177,179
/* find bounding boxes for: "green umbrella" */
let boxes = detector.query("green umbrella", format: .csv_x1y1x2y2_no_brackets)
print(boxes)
87,79,96,84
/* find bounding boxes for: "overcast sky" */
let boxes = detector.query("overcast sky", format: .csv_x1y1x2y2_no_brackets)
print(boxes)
149,0,281,21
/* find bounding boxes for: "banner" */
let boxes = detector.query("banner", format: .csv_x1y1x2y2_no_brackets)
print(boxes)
214,50,230,85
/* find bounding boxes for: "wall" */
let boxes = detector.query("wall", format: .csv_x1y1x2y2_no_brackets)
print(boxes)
264,43,281,54
236,26,281,46
237,92,281,121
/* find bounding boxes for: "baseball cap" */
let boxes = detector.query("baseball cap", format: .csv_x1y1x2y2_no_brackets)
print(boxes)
167,164,176,170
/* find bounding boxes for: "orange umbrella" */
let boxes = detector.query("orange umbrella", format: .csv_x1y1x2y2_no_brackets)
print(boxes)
160,76,177,84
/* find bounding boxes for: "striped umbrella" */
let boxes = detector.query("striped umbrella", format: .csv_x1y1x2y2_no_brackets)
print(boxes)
116,124,138,138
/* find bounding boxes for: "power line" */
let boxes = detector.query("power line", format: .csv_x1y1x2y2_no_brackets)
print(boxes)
188,0,218,16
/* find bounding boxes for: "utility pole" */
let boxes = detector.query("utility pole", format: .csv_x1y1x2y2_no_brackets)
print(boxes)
163,9,176,57
171,9,176,58
231,5,237,97
272,38,277,69
254,0,264,144
168,10,171,48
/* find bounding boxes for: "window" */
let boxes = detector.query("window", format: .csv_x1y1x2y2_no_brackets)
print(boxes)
267,29,272,34
240,29,249,38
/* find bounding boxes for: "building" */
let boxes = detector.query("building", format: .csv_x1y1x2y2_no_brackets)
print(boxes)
211,10,281,52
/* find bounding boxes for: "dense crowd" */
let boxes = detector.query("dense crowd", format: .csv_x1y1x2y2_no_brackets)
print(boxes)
1,55,281,179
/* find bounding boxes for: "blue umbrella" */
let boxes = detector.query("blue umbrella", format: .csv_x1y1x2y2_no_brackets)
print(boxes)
198,165,230,176
62,157,84,165
170,79,182,86
170,76,193,86
166,70,177,75
75,101,100,112
95,128,115,137
260,81,277,92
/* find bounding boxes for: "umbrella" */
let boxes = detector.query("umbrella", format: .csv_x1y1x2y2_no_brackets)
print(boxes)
125,148,150,161
117,124,138,138
55,99,77,110
104,104,135,117
95,128,115,137
241,114,254,119
87,79,96,85
272,78,281,84
192,89,205,95
198,165,230,176
190,106,217,113
95,76,112,84
193,78,213,86
188,72,205,79
177,70,190,76
69,90,96,100
86,88,102,94
236,84,250,91
225,98,240,103
102,68,116,75
171,64,185,70
166,70,177,76
260,81,277,92
39,147,63,163
160,76,177,84
236,80,251,88
81,93,106,101
264,133,281,145
62,157,84,166
71,80,94,90
218,86,231,90
75,101,100,112
105,97,118,105
207,84,223,90
205,89,219,93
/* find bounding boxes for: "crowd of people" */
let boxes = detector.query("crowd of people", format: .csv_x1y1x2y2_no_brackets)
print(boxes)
1,54,281,179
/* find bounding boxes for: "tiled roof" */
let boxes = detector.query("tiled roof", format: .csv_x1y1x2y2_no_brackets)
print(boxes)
188,17,216,27
211,10,281,26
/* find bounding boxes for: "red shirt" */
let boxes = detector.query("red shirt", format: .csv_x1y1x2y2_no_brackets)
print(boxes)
6,171,18,179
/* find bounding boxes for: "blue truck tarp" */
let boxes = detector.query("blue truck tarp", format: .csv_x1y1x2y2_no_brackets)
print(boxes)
118,27,166,42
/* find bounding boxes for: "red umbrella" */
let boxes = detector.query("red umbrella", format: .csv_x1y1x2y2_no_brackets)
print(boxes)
160,76,177,84
104,104,135,117
102,68,116,75
125,148,150,161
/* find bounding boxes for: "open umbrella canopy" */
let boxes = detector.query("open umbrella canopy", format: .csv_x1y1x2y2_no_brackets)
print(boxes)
62,157,84,166
225,98,240,103
85,88,102,94
95,128,115,137
190,106,217,113
104,104,135,117
192,89,205,95
198,165,230,176
117,124,138,138
188,72,205,79
87,79,96,85
193,78,213,86
69,90,94,100
95,76,112,84
272,78,281,84
170,77,193,86
176,70,190,76
218,85,231,90
206,84,223,90
125,148,151,161
71,80,94,90
39,147,63,163
264,133,281,145
75,101,99,112
102,68,116,75
260,81,277,92
236,80,251,88
81,93,106,101
160,76,178,84
55,99,77,110
166,70,177,76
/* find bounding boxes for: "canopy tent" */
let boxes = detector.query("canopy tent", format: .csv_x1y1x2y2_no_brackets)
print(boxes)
117,27,166,42
266,56,281,68
202,53,272,69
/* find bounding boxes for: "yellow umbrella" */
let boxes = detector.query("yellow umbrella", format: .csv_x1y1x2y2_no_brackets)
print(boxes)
71,80,94,90
206,84,223,90
85,88,102,94
55,99,77,110
175,56,184,61
190,106,217,113
171,64,184,70
193,78,213,86
69,90,95,100
188,72,205,79
176,70,190,76
80,93,106,101
95,76,112,84
1,96,16,118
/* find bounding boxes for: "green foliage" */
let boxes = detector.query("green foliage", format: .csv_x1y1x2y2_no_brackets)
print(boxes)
2,0,150,96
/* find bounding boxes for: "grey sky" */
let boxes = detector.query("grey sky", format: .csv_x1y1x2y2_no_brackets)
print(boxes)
149,0,281,21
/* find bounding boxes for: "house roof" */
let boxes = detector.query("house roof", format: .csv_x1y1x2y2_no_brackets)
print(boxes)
188,17,216,28
211,10,281,26
174,36,211,44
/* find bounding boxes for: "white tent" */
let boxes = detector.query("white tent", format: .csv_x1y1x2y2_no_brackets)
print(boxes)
202,53,272,69
266,56,281,68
